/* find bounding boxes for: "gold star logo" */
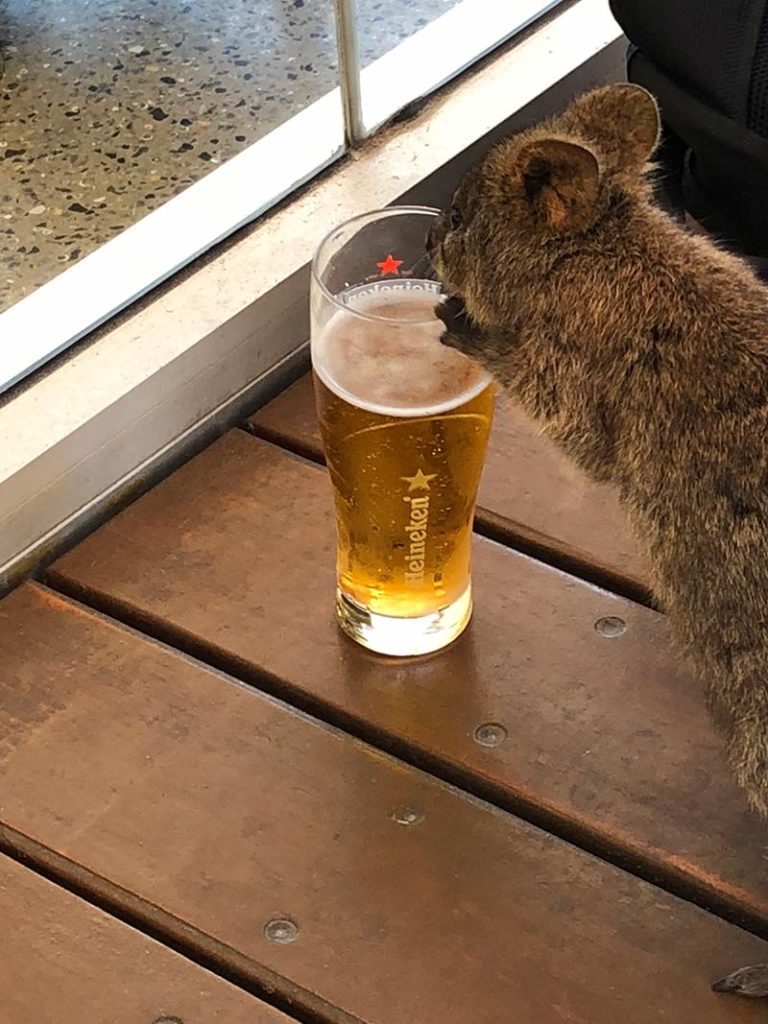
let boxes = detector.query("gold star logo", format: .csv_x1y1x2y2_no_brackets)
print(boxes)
401,468,437,492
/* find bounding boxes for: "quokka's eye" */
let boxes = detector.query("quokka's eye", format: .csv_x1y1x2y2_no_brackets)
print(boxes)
449,206,462,231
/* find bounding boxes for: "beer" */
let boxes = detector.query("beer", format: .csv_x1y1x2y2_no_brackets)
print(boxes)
313,283,494,654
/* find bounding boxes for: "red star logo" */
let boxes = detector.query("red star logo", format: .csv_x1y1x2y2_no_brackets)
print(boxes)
376,254,403,276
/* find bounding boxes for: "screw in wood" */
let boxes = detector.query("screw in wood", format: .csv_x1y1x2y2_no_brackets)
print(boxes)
391,806,424,826
264,918,299,944
595,616,627,638
474,722,508,747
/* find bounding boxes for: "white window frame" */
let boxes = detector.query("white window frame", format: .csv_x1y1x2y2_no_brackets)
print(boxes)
341,0,567,138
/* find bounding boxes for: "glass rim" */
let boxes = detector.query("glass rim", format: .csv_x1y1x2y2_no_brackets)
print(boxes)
311,205,442,326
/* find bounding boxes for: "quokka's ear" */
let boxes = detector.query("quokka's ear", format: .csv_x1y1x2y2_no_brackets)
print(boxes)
518,138,600,233
565,83,661,173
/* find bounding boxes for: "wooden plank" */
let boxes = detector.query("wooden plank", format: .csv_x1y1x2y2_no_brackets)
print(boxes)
249,374,646,598
0,854,288,1024
1,582,767,1024
48,431,768,934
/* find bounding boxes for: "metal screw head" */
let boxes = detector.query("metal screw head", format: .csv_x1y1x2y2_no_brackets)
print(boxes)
264,918,299,944
391,806,424,826
474,722,508,747
595,616,627,638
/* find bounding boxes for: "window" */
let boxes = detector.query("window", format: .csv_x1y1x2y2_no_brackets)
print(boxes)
0,0,562,394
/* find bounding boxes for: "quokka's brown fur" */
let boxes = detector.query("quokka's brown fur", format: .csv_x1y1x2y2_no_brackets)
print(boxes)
428,83,768,997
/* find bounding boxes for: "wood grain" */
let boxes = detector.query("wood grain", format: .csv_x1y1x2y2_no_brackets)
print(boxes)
0,854,288,1024
1,581,767,1024
48,431,768,934
249,374,646,598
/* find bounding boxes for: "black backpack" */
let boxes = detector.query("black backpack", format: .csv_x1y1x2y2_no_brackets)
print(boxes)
610,0,768,261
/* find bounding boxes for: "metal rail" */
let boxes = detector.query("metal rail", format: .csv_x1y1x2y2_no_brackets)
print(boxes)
333,0,366,145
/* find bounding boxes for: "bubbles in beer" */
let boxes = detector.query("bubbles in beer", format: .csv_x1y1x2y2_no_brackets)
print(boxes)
313,284,488,417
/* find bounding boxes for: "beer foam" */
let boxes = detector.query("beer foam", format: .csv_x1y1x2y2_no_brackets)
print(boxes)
313,284,489,417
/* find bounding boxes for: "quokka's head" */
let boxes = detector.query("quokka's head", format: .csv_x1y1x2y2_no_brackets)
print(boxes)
428,84,661,325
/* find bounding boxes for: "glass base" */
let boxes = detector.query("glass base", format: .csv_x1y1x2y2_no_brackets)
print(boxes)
336,585,472,657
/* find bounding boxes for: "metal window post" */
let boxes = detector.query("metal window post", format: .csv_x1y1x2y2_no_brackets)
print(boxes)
333,0,366,145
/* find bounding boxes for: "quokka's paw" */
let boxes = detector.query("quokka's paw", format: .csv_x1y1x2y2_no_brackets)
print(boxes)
713,963,768,998
435,295,483,355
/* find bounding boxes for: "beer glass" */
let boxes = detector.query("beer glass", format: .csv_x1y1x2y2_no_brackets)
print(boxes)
311,207,494,656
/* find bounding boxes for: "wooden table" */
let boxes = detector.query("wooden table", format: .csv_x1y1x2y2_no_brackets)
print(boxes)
2,371,768,1022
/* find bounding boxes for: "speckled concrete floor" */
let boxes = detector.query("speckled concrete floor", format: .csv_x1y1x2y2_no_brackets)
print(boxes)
0,0,459,312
